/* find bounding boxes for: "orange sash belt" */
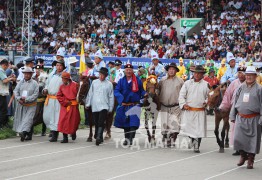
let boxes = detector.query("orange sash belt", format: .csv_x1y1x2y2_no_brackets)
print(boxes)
66,100,78,112
187,107,205,111
122,102,139,106
238,113,260,119
23,102,37,107
44,95,57,106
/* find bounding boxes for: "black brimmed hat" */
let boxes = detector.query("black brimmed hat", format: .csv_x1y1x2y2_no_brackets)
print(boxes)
165,62,179,72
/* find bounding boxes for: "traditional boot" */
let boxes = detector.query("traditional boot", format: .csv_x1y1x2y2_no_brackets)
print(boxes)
48,130,53,138
237,150,248,166
25,127,33,141
247,153,255,169
129,127,136,146
188,137,195,149
19,131,26,142
232,150,240,156
49,131,58,142
123,128,130,146
194,138,201,153
96,127,103,146
71,133,77,140
61,133,69,143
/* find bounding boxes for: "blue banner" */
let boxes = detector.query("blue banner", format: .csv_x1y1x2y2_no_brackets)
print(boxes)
34,54,262,69
34,54,208,69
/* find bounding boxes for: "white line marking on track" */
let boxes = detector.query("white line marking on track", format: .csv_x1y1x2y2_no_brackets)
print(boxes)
204,159,262,180
0,141,48,150
5,148,154,180
106,149,218,180
0,142,114,164
0,135,87,150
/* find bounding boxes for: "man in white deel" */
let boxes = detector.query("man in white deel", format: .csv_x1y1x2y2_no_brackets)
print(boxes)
179,65,209,153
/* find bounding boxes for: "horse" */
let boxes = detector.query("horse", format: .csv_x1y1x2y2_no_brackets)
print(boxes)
143,75,161,143
207,84,230,153
77,75,94,141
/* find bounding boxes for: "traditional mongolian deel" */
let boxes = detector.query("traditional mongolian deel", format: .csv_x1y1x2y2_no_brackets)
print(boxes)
13,79,39,133
114,76,146,129
57,81,80,134
179,79,209,138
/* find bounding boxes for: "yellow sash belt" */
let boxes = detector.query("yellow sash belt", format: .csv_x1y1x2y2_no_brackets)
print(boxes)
44,95,57,106
66,100,78,112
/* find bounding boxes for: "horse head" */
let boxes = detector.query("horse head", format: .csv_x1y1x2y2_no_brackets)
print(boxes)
145,75,159,98
207,84,226,109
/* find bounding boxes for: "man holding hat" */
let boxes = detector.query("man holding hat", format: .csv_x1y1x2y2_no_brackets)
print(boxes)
13,67,39,141
149,50,165,81
86,67,114,146
114,59,124,84
57,72,80,143
17,57,36,82
179,65,210,153
159,62,184,147
230,66,262,169
217,58,227,81
0,59,16,128
221,56,238,84
114,62,147,146
176,57,186,78
43,59,65,142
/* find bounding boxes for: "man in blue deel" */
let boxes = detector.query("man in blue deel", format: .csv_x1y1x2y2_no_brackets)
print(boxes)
114,62,147,146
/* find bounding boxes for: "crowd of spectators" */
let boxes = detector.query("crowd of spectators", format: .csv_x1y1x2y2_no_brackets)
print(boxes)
0,0,261,62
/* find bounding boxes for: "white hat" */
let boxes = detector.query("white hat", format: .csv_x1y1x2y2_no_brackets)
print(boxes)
94,50,103,59
68,56,79,64
226,52,235,63
151,50,159,61
245,66,257,75
22,67,34,73
56,48,65,57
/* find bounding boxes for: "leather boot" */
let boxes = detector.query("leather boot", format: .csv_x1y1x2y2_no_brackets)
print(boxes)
129,127,136,146
96,127,103,146
123,128,130,146
25,127,33,141
49,131,58,142
19,131,26,142
100,127,104,143
232,150,240,156
61,133,68,143
237,150,248,166
247,153,255,169
71,133,77,140
48,131,53,138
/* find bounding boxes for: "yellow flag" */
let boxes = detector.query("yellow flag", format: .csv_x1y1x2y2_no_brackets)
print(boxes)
79,41,86,74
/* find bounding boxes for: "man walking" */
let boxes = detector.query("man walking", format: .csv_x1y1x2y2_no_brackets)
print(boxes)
43,59,65,142
230,66,262,169
179,65,209,153
114,63,147,146
86,67,114,146
13,67,39,141
57,72,80,143
159,63,184,147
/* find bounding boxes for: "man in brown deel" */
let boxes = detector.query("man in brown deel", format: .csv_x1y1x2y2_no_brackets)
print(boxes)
159,63,184,147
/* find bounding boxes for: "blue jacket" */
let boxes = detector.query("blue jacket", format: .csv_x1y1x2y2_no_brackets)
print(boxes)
114,76,146,129
220,66,238,83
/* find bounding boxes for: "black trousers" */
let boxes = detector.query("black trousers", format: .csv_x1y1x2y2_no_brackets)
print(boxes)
0,95,8,127
93,109,108,128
